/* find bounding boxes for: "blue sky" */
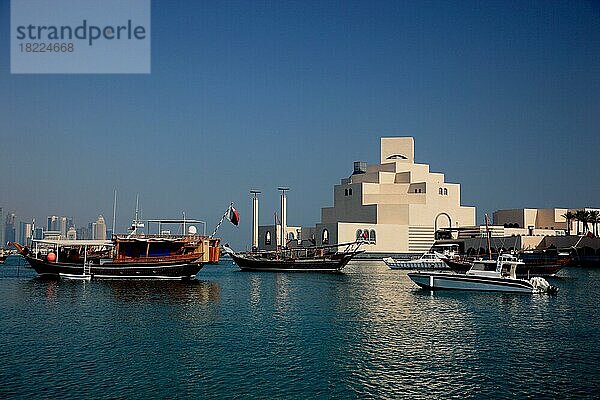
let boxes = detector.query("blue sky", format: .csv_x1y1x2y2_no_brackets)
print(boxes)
1,1,599,247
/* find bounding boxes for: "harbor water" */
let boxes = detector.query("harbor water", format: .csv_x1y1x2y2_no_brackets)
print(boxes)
1,256,599,399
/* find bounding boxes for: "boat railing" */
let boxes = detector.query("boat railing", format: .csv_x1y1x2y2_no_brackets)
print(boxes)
246,241,364,259
114,233,210,240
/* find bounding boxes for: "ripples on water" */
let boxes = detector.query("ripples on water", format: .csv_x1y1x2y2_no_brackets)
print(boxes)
1,256,599,399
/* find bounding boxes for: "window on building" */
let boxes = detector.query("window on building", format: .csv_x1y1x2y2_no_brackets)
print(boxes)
356,229,363,241
288,232,295,240
362,229,369,241
322,229,329,244
443,188,448,195
369,230,376,243
265,231,271,245
344,189,348,196
439,188,443,195
349,188,352,196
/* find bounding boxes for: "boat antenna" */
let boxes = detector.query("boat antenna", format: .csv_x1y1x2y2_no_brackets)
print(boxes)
485,213,492,260
111,189,117,237
31,218,35,246
127,194,144,238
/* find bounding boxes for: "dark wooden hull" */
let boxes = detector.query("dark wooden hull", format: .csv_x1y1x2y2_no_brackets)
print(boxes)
443,257,566,277
22,255,204,280
567,256,600,268
230,252,355,272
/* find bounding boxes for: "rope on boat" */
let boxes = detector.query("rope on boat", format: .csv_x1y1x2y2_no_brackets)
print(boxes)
210,203,234,238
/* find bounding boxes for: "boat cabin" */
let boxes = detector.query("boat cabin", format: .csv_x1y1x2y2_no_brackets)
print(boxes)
467,254,521,279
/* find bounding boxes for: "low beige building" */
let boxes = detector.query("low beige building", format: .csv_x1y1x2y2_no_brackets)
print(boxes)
302,137,476,254
493,207,600,236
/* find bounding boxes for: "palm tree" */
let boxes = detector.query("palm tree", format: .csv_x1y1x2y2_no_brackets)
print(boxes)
588,210,599,236
562,211,575,236
574,210,587,234
583,210,591,234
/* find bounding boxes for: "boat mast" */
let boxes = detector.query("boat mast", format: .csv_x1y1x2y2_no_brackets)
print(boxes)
485,213,492,260
250,190,261,252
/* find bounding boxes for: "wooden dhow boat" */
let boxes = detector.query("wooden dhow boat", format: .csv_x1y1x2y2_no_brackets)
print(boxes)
442,249,571,278
11,217,222,280
223,242,364,272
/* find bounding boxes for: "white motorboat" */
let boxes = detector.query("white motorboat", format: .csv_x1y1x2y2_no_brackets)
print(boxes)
408,254,559,294
384,244,458,270
384,252,449,270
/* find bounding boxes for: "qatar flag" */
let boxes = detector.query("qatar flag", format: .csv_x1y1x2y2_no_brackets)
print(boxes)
227,206,240,226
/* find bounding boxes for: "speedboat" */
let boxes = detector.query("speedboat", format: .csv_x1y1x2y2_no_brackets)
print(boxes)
383,252,449,270
408,254,558,294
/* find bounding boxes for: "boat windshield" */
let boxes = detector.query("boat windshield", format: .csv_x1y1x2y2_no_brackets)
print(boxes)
471,261,496,272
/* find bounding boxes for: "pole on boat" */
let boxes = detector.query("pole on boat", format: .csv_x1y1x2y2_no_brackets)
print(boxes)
250,190,261,252
485,213,493,260
278,187,289,249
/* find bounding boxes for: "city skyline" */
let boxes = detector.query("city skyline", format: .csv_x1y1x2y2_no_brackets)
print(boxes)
1,1,599,248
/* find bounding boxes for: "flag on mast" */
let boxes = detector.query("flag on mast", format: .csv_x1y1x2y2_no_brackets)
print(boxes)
227,205,240,226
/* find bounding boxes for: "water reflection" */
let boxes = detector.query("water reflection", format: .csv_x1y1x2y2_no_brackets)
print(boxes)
1,260,599,398
106,279,221,304
22,277,221,306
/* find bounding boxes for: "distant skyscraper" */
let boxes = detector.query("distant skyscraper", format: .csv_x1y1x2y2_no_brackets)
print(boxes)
34,228,44,240
60,217,68,238
4,213,16,245
76,227,89,240
18,222,33,245
93,215,107,240
47,215,59,232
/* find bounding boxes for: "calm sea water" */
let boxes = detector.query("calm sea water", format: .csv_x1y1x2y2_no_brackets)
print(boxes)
1,256,599,399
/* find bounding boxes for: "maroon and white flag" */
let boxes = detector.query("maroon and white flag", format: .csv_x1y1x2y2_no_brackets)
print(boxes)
227,206,240,226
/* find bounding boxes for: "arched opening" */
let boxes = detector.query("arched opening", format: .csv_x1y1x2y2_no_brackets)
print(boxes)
356,229,363,241
443,188,448,195
322,229,329,245
434,213,452,233
265,231,271,245
288,232,295,241
369,230,376,244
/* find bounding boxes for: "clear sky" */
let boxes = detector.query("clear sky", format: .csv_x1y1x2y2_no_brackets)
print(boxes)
1,1,599,247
